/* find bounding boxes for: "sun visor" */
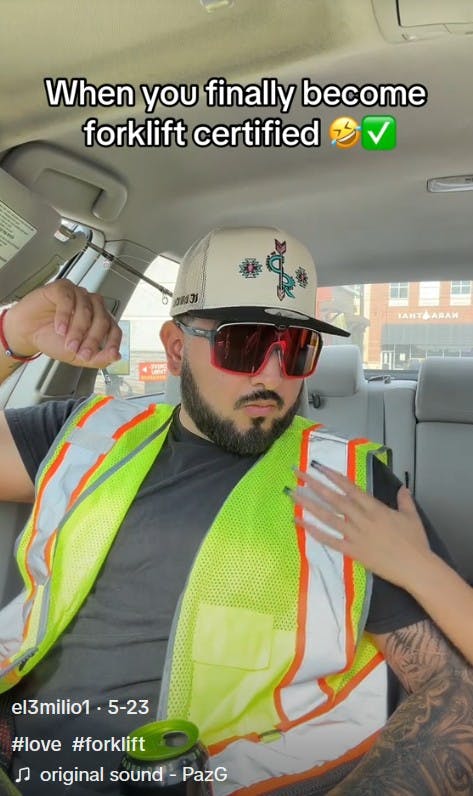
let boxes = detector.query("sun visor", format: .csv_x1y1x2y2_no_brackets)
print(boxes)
373,0,473,41
0,168,87,303
2,142,127,226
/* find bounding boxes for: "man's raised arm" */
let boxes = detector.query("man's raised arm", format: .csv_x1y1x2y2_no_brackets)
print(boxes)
0,280,122,503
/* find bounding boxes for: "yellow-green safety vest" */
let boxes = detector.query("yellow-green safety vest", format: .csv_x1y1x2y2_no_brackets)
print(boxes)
0,395,389,795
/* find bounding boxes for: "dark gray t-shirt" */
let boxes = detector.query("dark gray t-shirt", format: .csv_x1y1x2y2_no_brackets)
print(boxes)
3,398,446,794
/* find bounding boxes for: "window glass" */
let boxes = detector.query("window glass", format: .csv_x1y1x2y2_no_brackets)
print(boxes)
388,282,408,306
451,280,471,306
95,274,473,393
318,280,473,371
94,255,179,398
418,281,440,306
451,280,471,294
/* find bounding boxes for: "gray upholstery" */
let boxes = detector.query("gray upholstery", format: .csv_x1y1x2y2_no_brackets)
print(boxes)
383,382,416,490
306,346,371,439
309,345,363,397
416,356,473,423
414,357,473,582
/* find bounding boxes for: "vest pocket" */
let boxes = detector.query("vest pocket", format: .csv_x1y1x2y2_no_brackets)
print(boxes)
192,603,273,670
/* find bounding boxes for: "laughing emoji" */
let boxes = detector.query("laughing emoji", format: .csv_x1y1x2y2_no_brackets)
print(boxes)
329,117,361,149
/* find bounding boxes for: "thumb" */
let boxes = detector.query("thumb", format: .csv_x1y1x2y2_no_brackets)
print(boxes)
397,485,417,516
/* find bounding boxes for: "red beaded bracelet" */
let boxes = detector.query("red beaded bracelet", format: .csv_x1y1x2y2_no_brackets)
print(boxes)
0,309,41,362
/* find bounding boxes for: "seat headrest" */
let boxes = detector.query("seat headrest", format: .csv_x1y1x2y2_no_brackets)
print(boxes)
307,345,363,397
416,357,473,423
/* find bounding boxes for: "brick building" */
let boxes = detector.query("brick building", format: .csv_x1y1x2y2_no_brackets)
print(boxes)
365,280,473,369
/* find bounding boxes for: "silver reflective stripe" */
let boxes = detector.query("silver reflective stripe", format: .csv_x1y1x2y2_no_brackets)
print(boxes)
0,397,172,674
26,398,158,587
211,662,388,796
53,414,174,535
0,594,28,661
23,411,175,675
279,431,351,722
67,428,115,454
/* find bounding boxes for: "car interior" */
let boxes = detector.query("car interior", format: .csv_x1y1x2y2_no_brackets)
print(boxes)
1,0,472,621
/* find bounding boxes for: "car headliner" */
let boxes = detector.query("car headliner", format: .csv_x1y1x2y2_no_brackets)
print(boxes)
0,0,472,287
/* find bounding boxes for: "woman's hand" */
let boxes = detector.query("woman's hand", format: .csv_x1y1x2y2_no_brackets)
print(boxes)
286,462,432,588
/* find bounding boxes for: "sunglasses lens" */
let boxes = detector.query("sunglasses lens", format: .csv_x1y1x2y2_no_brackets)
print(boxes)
281,327,321,376
212,325,321,376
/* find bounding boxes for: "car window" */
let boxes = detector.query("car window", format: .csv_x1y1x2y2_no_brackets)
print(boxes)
320,280,473,371
94,255,179,398
95,273,473,398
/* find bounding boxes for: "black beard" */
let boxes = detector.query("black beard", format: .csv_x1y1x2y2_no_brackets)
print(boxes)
180,357,303,456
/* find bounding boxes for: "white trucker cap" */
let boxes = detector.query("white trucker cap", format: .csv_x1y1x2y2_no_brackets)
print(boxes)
170,226,349,337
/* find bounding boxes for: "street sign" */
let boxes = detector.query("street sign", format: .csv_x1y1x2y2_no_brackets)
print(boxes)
138,361,168,381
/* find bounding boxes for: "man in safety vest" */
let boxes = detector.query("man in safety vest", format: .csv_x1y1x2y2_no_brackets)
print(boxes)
0,227,470,795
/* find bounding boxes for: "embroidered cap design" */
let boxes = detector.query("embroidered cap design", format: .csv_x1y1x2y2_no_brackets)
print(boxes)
239,258,263,278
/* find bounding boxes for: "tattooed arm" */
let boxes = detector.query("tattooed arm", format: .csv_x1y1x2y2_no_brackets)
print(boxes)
330,619,473,795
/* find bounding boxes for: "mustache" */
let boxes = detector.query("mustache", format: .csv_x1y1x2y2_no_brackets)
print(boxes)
234,390,284,410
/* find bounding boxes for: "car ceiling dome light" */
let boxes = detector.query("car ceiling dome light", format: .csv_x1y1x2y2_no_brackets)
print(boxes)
200,0,235,11
427,175,473,193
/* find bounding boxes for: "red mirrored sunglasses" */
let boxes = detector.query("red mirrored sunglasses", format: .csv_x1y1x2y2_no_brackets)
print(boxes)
174,320,323,378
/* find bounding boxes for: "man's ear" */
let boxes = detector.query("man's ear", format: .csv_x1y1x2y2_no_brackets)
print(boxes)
160,320,184,376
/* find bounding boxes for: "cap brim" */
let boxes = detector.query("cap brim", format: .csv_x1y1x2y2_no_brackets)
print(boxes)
183,306,350,337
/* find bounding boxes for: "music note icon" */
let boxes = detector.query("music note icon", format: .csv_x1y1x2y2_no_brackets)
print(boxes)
15,766,30,783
